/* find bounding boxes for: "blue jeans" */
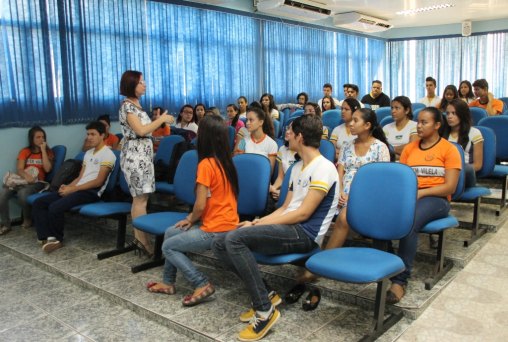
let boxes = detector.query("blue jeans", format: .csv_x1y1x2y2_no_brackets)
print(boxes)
212,224,316,312
0,183,45,227
162,224,215,289
391,196,450,286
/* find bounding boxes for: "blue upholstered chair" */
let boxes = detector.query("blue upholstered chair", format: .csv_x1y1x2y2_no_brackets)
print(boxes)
469,107,488,125
379,116,394,127
272,119,281,139
420,143,465,289
322,109,342,134
46,145,67,183
478,116,508,216
319,139,335,163
154,135,185,194
413,107,423,121
306,162,417,341
79,170,134,259
453,127,495,247
131,150,198,273
374,106,392,123
227,126,236,151
499,97,508,112
412,102,426,112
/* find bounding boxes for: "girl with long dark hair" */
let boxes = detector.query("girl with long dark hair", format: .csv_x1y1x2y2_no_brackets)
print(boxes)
146,115,239,306
260,93,280,121
458,80,475,104
384,96,417,157
439,84,459,111
330,98,361,161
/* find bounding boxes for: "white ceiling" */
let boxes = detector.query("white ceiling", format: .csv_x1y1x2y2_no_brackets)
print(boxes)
186,0,508,29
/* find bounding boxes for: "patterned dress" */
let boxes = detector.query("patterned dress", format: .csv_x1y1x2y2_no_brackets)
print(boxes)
119,101,155,197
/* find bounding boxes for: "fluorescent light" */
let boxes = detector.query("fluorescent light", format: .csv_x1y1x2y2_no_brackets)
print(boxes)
396,4,454,15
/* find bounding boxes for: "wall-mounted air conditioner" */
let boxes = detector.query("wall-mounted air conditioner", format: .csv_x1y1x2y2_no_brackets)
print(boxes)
256,0,332,22
333,12,393,33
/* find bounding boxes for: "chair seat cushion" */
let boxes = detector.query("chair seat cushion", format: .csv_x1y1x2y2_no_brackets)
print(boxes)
459,186,491,201
306,247,404,283
490,165,508,178
253,248,320,265
133,212,188,235
80,202,131,217
420,215,459,234
27,192,51,205
155,181,175,194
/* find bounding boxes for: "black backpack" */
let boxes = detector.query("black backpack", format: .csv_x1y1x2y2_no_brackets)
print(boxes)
49,159,82,192
167,141,196,183
170,127,197,143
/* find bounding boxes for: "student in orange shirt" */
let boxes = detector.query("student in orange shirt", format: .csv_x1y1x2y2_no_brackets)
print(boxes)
387,107,461,304
82,114,119,151
151,107,171,152
146,115,239,306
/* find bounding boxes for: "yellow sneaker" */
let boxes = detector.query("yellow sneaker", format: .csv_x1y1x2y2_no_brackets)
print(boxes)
239,291,282,323
238,308,280,341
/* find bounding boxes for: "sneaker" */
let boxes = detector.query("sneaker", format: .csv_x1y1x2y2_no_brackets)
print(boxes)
42,240,62,253
240,291,282,323
0,226,12,235
238,307,280,341
37,239,47,245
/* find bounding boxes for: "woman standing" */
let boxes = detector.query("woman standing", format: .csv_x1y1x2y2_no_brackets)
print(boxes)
0,126,54,234
119,70,173,254
146,115,239,306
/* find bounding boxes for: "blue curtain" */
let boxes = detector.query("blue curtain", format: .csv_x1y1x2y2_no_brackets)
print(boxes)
388,32,508,102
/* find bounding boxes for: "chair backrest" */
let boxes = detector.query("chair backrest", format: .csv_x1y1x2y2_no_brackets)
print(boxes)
173,150,198,204
478,116,508,160
277,163,294,208
289,109,304,120
154,135,185,165
227,126,236,151
412,103,426,112
319,139,335,163
474,126,496,178
374,106,391,123
46,145,67,182
469,107,488,126
233,153,271,216
347,162,417,240
74,151,86,161
449,143,466,200
321,109,342,132
102,150,121,195
273,119,281,138
413,107,424,121
379,116,394,127
499,97,508,111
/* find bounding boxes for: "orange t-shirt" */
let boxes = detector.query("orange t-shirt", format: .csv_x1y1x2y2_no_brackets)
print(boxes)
400,138,461,200
152,126,171,152
104,133,119,148
469,98,504,115
17,147,55,180
196,158,239,233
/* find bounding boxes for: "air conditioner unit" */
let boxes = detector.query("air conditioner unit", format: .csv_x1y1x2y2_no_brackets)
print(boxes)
256,0,332,22
333,12,393,33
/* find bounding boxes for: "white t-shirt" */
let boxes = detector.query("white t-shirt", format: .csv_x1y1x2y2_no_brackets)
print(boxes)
447,127,484,164
270,108,280,120
284,155,339,246
79,146,116,197
418,96,441,108
174,122,198,134
330,124,356,151
383,121,417,147
237,134,278,158
276,145,297,173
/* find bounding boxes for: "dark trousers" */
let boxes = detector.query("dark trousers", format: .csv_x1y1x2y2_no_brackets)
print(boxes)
33,190,99,241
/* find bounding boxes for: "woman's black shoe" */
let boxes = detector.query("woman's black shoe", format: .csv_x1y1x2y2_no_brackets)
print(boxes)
285,283,307,304
302,287,321,311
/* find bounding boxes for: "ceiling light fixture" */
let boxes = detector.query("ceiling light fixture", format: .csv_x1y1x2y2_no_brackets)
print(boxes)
396,3,454,16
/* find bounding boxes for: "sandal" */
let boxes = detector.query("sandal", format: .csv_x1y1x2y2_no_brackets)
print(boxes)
285,283,307,304
302,287,321,311
386,283,406,304
146,282,176,295
182,283,215,307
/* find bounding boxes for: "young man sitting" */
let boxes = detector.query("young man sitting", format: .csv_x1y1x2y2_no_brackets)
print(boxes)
212,115,339,341
33,121,116,253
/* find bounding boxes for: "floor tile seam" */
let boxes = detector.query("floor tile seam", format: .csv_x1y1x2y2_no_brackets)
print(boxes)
301,310,350,339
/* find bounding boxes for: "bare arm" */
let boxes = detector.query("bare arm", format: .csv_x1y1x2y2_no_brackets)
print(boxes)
126,112,173,137
174,183,208,229
59,165,111,196
472,141,483,172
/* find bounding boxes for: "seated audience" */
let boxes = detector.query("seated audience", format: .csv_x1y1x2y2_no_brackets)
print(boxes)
443,99,483,187
194,103,206,123
469,79,504,115
317,83,340,108
151,107,172,152
260,93,280,120
82,114,119,151
383,96,418,157
270,124,296,201
320,94,337,113
205,107,221,117
0,126,54,235
235,106,277,175
458,80,475,104
361,80,391,109
304,102,328,139
438,85,459,111
346,84,365,108
226,104,245,144
237,96,248,119
212,115,339,341
146,115,239,306
33,121,116,253
278,92,308,112
174,104,199,133
387,107,461,304
419,76,441,107
330,98,361,160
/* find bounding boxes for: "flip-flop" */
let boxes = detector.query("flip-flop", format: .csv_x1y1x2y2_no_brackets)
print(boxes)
182,283,215,306
146,281,176,295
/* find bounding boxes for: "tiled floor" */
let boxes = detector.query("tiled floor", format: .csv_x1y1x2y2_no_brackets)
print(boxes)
0,200,506,341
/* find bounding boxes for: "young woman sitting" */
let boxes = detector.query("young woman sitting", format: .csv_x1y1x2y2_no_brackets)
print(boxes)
383,96,418,158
